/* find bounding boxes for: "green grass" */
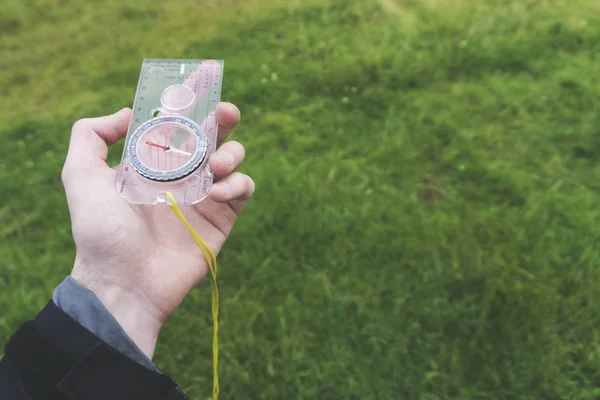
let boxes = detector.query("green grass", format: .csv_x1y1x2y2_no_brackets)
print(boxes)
2,0,600,398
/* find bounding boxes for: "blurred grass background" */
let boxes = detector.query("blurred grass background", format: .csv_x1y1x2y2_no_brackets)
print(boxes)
2,0,600,398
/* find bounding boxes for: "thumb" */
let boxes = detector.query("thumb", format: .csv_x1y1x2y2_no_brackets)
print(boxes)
63,108,132,171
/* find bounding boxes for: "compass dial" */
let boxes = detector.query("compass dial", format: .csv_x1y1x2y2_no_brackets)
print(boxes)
128,115,208,182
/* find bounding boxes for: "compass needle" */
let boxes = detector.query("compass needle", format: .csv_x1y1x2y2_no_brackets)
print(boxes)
168,147,193,157
146,141,168,151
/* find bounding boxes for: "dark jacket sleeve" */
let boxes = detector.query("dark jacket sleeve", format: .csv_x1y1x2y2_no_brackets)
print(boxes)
1,300,188,400
51,276,160,372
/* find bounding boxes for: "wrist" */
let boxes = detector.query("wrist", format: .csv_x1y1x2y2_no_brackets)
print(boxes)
70,271,163,360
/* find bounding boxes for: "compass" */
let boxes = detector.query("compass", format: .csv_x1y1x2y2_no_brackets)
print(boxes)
128,115,208,182
117,59,223,205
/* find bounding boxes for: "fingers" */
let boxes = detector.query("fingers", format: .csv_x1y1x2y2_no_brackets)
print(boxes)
208,140,245,178
208,139,253,213
209,172,255,212
215,102,241,145
63,108,132,171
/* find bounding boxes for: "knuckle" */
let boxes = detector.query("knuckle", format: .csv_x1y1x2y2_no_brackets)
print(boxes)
61,161,85,186
60,165,72,185
72,118,91,133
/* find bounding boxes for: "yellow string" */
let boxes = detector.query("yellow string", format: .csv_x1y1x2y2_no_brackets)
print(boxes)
165,191,219,400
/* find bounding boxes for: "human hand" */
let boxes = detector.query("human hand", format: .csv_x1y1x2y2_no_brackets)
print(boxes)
60,103,254,358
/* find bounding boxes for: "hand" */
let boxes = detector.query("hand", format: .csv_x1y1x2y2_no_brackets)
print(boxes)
60,103,254,358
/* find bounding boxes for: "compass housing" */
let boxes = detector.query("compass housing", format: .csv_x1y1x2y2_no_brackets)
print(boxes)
129,115,208,182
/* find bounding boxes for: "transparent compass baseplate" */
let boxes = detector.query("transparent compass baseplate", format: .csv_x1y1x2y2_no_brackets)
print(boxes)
117,59,223,206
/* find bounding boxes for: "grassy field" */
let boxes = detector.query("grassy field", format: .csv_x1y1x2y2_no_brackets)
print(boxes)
2,0,600,398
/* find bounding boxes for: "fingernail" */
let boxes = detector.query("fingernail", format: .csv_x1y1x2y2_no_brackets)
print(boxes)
218,182,230,198
218,152,233,166
231,103,241,119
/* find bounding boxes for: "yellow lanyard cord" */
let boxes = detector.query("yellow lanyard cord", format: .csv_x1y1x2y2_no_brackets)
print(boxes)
165,191,219,400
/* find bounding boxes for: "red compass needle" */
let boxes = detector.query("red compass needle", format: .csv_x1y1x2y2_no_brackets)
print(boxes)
146,141,168,151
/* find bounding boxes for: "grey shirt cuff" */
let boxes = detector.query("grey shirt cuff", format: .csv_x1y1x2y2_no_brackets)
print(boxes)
51,276,160,373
